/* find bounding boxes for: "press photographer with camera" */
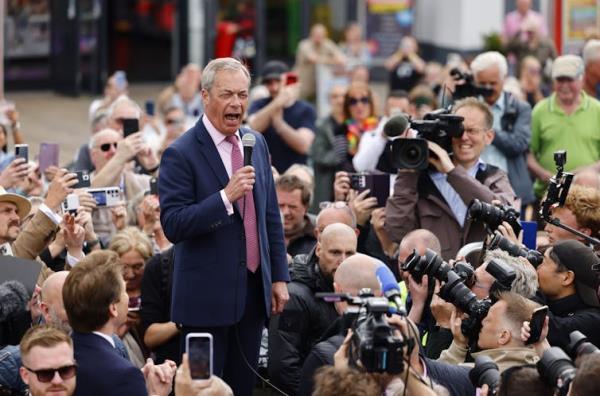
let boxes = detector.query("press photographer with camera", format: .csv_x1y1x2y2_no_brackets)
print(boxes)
535,240,600,350
469,51,535,206
385,97,516,260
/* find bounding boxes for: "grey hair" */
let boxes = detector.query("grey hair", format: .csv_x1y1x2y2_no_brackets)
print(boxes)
583,39,600,66
107,95,142,120
201,58,251,92
484,249,539,298
89,128,121,149
471,51,508,79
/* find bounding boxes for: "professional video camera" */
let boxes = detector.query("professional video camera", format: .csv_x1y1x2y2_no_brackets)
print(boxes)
450,68,495,100
469,355,500,395
316,289,408,374
390,107,464,170
468,199,522,234
539,151,600,247
487,232,544,268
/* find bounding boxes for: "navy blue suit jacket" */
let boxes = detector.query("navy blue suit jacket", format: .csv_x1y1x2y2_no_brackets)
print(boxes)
159,119,289,327
72,331,147,396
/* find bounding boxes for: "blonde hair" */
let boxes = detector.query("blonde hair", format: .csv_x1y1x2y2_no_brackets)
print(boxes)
109,227,153,261
565,185,600,238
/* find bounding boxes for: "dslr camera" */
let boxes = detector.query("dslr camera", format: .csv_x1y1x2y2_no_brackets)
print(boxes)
390,107,464,170
487,232,544,268
316,289,408,374
450,68,495,100
469,355,500,395
468,199,522,234
540,150,573,221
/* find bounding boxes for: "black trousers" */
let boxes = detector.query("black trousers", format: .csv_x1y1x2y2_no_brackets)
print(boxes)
181,269,265,396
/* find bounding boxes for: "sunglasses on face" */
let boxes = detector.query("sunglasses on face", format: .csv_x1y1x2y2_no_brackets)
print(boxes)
166,118,183,126
348,96,370,106
24,364,77,383
99,142,118,152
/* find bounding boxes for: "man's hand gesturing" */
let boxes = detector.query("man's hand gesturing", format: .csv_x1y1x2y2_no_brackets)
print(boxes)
224,166,255,203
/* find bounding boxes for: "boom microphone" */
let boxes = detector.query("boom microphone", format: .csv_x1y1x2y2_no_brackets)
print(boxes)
383,114,410,138
242,134,256,167
375,264,407,315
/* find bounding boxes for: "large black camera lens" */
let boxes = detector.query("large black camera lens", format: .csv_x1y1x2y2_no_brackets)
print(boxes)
537,347,576,390
402,248,450,283
469,356,500,392
468,199,522,234
488,233,544,268
567,331,600,358
391,138,429,170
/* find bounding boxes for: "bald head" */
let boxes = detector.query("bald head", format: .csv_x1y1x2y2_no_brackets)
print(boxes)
334,253,381,296
398,229,442,263
41,271,70,328
315,206,356,239
317,223,358,283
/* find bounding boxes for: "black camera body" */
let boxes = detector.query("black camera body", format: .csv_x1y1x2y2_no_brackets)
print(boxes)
488,232,544,267
390,108,464,170
486,259,516,297
316,290,407,374
450,68,495,100
469,355,500,395
540,150,574,220
468,199,522,234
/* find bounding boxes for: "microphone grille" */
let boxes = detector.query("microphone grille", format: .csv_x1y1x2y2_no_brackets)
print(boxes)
242,133,256,148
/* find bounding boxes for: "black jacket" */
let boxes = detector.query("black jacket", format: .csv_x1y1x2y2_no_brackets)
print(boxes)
268,250,339,395
546,293,600,350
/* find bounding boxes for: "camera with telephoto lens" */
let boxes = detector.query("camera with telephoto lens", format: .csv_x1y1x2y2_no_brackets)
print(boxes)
485,259,516,297
468,199,522,234
316,289,408,374
390,107,464,170
450,68,495,100
400,248,474,285
488,232,544,268
567,331,600,359
402,249,490,343
537,347,576,396
469,355,500,395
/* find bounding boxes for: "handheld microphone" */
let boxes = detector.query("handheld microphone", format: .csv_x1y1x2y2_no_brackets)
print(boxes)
242,134,256,167
383,114,410,138
375,264,407,316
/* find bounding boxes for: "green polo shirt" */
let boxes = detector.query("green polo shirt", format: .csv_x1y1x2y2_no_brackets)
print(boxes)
530,92,600,197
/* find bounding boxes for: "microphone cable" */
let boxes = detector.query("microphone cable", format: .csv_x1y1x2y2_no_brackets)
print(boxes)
231,165,289,396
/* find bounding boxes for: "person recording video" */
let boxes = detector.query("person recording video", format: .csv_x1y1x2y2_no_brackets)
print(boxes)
385,97,516,260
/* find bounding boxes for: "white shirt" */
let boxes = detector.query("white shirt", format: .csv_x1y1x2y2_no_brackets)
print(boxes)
92,331,116,348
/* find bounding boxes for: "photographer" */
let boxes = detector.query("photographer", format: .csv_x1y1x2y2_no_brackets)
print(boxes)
536,240,600,350
470,51,534,206
385,97,516,260
439,292,539,371
544,184,600,245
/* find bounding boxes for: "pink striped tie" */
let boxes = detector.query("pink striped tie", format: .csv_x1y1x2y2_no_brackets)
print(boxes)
226,135,260,272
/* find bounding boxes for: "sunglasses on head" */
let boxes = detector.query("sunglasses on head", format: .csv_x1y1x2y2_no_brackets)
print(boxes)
348,96,370,106
24,364,77,383
99,142,118,152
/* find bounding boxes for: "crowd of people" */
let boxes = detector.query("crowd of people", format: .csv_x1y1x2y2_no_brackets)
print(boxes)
2,1,600,395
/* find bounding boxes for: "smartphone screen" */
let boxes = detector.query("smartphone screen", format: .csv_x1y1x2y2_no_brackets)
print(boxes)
122,118,140,137
90,190,107,206
15,144,29,163
526,306,548,345
39,143,59,173
186,333,213,381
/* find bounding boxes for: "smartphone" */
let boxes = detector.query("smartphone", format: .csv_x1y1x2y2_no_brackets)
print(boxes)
520,221,538,250
149,177,158,195
526,306,548,345
39,143,60,174
284,72,298,86
15,144,29,163
186,333,213,381
145,100,155,117
122,118,140,137
61,193,80,214
348,173,390,207
73,170,91,189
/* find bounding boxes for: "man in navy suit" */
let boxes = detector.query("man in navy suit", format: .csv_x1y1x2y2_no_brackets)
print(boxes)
62,250,176,396
159,57,290,396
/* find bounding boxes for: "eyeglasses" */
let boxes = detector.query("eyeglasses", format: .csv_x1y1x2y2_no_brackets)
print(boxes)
99,142,118,152
319,201,348,210
24,364,77,383
166,118,183,126
348,96,370,106
463,127,486,136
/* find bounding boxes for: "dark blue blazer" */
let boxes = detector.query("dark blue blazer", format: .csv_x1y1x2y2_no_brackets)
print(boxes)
72,331,147,396
159,119,289,327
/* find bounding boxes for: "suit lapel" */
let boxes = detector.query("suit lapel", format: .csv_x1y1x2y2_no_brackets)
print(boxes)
195,122,229,189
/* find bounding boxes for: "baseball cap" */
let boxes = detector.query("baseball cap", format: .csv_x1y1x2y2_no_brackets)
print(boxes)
551,240,600,307
261,60,289,81
0,186,31,220
551,55,584,80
